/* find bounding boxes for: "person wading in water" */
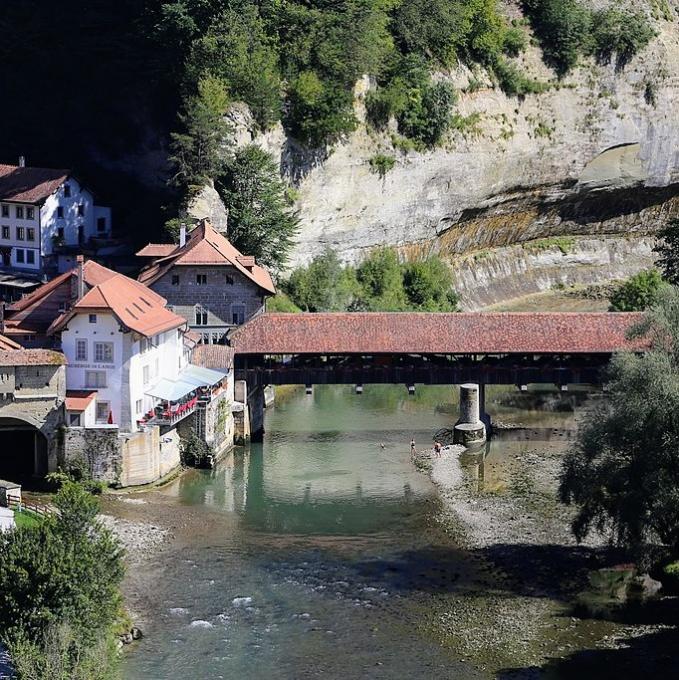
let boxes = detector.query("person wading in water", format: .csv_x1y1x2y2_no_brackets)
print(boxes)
410,438,416,455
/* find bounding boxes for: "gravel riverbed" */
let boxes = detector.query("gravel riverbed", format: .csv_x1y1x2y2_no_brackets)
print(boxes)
413,436,678,677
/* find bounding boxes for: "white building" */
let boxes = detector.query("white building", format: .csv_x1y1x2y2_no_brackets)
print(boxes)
0,159,111,288
54,264,189,430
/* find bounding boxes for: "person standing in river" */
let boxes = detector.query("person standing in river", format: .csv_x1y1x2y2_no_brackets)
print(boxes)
410,438,416,455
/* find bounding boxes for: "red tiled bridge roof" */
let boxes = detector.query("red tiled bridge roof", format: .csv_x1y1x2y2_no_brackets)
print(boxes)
231,312,647,356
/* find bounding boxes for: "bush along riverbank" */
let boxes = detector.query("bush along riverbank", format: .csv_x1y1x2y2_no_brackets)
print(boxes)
0,481,127,680
410,419,678,675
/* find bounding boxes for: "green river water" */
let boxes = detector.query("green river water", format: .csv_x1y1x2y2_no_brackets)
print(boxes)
117,385,646,679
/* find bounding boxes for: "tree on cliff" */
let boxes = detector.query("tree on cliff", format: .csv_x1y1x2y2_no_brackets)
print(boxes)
215,145,299,271
654,218,679,286
169,75,231,193
0,481,124,679
560,287,679,563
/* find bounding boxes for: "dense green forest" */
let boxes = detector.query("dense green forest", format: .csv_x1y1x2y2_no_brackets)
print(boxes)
0,0,655,251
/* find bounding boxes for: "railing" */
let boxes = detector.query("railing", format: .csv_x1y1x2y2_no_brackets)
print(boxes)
6,496,55,518
139,396,199,428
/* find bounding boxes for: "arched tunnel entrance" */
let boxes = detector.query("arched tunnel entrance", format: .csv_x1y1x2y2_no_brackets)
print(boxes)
0,418,48,482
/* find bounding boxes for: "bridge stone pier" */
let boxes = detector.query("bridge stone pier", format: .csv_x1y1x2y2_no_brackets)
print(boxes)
454,383,486,446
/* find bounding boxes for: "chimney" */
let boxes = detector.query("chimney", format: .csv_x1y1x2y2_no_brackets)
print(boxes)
18,156,25,168
179,223,187,248
76,255,85,300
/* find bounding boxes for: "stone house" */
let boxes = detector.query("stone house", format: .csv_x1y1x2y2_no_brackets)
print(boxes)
0,335,66,481
0,159,112,294
137,220,275,345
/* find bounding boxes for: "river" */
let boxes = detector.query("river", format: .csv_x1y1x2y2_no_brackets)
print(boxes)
112,385,646,679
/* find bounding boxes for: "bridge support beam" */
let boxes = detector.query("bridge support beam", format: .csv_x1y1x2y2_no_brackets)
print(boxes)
454,383,487,446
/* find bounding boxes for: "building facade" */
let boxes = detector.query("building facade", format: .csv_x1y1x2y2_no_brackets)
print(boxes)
0,160,112,291
137,220,276,344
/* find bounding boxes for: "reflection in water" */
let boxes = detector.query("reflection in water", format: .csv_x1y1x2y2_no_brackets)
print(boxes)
122,385,579,680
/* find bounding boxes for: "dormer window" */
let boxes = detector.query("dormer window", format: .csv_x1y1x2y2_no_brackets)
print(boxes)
64,184,71,197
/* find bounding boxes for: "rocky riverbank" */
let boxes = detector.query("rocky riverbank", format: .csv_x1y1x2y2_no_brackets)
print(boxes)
413,432,679,676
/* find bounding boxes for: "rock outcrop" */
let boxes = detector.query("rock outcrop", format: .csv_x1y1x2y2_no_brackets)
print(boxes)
233,3,679,279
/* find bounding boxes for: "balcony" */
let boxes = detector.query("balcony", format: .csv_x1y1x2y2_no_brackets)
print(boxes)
139,395,200,428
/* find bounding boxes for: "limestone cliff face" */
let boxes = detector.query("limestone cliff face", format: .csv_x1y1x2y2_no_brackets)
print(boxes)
231,3,679,270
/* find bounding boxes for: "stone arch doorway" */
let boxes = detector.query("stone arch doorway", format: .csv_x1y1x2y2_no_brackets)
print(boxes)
0,417,49,482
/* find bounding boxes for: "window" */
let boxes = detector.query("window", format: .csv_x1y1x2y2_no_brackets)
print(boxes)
225,274,234,285
16,249,24,264
140,337,150,353
86,371,107,388
231,304,246,325
142,365,150,385
88,314,97,324
196,274,207,285
95,401,110,423
57,206,64,218
212,332,220,344
195,305,208,325
135,399,143,414
26,250,35,264
69,413,81,426
77,204,85,217
154,358,159,377
94,342,113,363
97,217,106,232
26,227,35,241
57,227,64,239
76,339,87,361
15,207,23,219
16,227,24,240
63,184,71,197
171,275,180,286
1,226,8,239
26,207,34,220
0,205,7,218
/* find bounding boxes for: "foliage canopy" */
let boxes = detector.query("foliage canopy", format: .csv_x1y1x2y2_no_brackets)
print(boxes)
560,287,679,562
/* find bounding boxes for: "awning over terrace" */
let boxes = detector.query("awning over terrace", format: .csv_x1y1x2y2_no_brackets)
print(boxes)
145,364,227,402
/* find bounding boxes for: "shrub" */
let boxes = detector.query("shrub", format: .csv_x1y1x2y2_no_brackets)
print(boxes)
355,247,408,310
286,72,357,146
369,153,396,178
493,58,549,96
180,432,215,467
397,81,456,147
589,9,656,69
284,249,358,312
267,292,302,313
402,258,459,311
0,481,124,676
502,26,528,57
523,0,593,75
608,269,664,312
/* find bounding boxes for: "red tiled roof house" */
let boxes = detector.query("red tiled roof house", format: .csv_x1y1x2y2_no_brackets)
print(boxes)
137,220,275,346
0,158,111,290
